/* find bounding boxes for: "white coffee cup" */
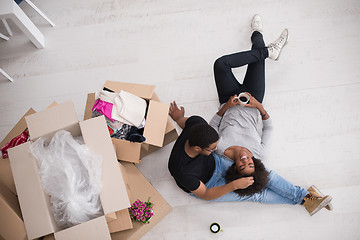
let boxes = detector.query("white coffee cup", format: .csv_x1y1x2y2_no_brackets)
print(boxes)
236,92,250,105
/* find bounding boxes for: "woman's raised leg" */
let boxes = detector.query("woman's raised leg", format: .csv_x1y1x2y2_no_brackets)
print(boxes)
213,36,268,104
242,31,267,103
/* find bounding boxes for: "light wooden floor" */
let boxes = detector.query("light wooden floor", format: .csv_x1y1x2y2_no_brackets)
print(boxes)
1,1,360,239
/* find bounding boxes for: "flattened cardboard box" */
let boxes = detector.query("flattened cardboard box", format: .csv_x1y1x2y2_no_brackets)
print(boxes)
84,81,178,163
111,162,172,240
0,180,27,240
8,101,131,240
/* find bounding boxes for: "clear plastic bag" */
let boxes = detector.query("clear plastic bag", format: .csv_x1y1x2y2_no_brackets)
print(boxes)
29,130,103,229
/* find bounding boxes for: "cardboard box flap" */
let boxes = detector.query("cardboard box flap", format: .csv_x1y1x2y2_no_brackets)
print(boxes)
112,139,141,163
144,92,177,134
0,108,37,196
8,142,56,239
106,162,133,233
26,101,79,141
0,180,22,218
84,93,96,120
103,81,155,99
0,180,27,240
79,116,130,214
150,92,161,102
105,212,117,223
54,216,111,240
143,100,169,147
0,108,35,148
107,209,133,233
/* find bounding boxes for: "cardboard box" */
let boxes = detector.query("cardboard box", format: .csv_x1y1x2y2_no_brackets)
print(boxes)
84,81,178,163
0,108,36,195
106,163,133,234
0,180,27,240
140,92,178,159
0,103,55,240
0,107,33,240
111,162,172,240
8,101,132,240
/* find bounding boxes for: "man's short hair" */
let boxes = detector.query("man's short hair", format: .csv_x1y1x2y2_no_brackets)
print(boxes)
188,123,219,149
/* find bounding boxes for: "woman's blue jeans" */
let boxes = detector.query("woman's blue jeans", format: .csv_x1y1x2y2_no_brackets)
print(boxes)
191,153,308,204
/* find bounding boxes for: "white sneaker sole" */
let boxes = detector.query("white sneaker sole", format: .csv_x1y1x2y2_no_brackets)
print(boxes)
311,185,334,211
274,30,289,61
251,14,262,33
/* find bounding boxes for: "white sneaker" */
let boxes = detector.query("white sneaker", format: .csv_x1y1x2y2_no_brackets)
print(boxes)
267,29,289,61
251,14,262,33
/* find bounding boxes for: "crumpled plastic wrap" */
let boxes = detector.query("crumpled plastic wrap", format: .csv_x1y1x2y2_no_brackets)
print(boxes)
29,130,103,229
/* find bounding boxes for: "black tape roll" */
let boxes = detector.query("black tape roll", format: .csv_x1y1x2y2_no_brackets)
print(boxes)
210,223,221,233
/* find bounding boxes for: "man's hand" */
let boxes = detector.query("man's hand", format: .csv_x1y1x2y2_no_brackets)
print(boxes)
169,101,184,121
231,177,254,190
192,176,254,201
169,101,187,129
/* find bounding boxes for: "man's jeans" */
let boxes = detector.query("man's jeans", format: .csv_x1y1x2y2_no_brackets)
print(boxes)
191,153,308,204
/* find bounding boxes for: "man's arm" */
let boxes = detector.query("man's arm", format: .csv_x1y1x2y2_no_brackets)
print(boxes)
192,177,254,201
169,101,188,129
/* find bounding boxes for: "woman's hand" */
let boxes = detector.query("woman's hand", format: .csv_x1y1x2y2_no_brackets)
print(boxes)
231,177,254,190
243,92,261,109
243,92,269,120
228,95,241,107
217,95,241,117
225,95,242,108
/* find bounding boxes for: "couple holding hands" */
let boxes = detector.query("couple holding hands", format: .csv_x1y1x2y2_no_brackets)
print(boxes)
168,15,332,216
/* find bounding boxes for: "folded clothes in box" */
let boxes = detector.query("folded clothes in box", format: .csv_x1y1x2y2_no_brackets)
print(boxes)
91,88,147,144
84,81,177,163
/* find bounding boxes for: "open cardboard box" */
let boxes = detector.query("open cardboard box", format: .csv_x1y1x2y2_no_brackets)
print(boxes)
42,162,173,240
84,81,178,163
8,101,132,240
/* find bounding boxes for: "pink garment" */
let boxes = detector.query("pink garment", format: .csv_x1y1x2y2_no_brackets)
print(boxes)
1,129,29,159
92,99,115,121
